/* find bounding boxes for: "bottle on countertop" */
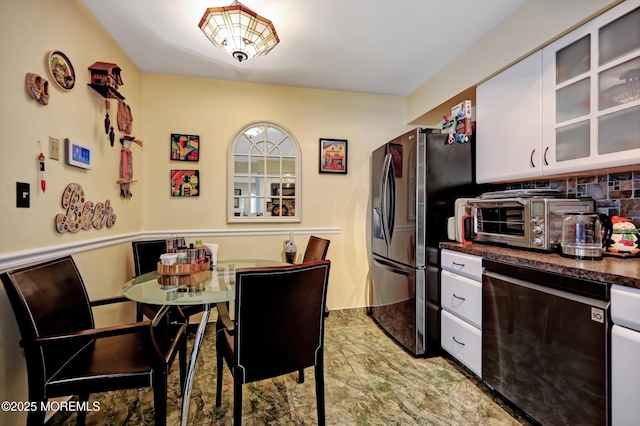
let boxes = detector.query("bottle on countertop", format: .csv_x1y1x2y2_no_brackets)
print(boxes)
195,239,208,264
285,231,297,264
187,243,197,264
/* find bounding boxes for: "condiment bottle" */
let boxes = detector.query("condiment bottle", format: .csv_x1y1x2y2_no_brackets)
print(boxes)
195,239,207,264
187,243,197,264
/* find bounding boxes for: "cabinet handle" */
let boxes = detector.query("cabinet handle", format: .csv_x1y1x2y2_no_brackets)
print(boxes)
453,293,466,301
452,262,465,267
530,149,536,168
452,336,465,346
544,147,549,166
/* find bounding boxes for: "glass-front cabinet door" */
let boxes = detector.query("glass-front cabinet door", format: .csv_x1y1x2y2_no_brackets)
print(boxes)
542,1,640,175
228,122,301,223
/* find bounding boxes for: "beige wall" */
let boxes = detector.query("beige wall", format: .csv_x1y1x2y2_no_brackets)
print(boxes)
140,73,412,310
0,0,144,253
408,0,622,125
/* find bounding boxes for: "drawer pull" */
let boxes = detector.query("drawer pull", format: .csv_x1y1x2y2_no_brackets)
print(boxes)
452,262,465,267
453,293,466,301
452,336,465,346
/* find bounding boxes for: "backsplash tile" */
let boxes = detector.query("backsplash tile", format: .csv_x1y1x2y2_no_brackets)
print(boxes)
507,171,640,227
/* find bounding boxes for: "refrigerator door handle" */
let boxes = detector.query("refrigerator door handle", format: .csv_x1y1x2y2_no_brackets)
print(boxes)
373,257,410,276
388,156,396,242
380,153,393,245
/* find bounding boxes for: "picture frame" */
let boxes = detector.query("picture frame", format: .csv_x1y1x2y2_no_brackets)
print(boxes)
319,138,347,174
234,189,241,208
388,143,403,178
170,170,199,196
170,133,199,161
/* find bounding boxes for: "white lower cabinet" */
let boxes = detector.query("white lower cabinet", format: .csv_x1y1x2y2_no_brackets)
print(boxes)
441,309,482,377
611,285,640,426
440,249,482,378
441,270,482,329
612,325,640,426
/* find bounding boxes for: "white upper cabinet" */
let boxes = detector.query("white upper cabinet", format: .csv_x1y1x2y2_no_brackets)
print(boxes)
476,51,543,183
542,0,640,175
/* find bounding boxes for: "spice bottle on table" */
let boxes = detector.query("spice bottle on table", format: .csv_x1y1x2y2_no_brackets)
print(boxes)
285,231,297,264
195,239,208,264
187,243,197,264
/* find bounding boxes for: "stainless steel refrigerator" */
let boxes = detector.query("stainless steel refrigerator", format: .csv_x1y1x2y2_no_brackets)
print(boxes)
370,128,476,356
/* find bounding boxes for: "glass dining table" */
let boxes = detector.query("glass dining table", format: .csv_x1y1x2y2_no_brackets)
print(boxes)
122,258,286,426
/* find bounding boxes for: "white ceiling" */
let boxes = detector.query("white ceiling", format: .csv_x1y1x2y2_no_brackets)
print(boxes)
81,0,529,97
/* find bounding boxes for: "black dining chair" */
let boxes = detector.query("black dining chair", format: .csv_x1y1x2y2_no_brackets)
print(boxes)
132,239,206,326
297,236,331,383
215,260,331,426
0,256,187,426
302,236,331,264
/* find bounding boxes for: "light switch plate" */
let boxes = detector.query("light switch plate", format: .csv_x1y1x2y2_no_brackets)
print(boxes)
49,136,60,161
16,182,30,208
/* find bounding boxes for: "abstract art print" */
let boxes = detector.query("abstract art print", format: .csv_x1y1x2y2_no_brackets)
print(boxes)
171,133,199,161
170,170,199,196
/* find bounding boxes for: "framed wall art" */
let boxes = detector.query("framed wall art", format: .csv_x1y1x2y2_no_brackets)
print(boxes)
388,143,403,178
170,133,199,161
170,170,199,196
319,138,347,174
234,189,241,207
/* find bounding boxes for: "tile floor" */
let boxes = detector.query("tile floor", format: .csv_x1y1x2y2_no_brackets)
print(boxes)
49,309,533,425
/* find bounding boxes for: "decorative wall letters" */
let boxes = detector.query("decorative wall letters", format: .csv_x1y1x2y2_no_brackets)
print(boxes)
55,183,116,233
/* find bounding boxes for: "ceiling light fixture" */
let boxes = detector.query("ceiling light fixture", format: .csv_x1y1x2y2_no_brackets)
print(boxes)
198,1,279,63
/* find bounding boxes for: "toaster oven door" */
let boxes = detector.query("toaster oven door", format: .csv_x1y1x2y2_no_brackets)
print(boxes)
472,201,532,248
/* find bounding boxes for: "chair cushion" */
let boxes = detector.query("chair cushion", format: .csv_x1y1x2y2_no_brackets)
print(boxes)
47,323,185,397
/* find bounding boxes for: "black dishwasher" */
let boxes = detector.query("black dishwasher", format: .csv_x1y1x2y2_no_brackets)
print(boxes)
482,260,610,426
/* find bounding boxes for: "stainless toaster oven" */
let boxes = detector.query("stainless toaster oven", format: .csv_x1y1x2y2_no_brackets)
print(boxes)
467,197,595,251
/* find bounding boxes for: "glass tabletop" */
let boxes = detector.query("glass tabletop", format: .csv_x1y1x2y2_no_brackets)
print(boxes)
122,259,286,306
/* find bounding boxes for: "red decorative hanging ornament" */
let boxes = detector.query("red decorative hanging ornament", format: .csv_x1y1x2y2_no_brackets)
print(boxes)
38,150,46,192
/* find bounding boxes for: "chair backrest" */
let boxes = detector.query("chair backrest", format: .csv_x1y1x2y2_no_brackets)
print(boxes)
132,239,166,276
302,236,330,263
0,256,95,382
233,260,330,383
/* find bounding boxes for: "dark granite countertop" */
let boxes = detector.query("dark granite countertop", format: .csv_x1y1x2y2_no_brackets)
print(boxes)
440,242,640,290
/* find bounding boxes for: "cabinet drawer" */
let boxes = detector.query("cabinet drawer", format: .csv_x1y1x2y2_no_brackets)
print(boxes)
612,285,640,332
441,309,481,378
441,249,483,281
441,270,482,329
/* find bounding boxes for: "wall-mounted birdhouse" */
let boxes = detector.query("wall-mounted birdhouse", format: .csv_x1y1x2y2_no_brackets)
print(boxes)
87,62,125,100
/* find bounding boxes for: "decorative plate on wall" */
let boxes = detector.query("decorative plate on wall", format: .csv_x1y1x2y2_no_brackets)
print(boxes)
48,51,76,91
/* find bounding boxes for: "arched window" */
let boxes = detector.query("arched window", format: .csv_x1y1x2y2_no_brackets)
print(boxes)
228,122,301,222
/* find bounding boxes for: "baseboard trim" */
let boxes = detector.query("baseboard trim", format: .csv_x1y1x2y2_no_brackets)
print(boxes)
0,227,341,270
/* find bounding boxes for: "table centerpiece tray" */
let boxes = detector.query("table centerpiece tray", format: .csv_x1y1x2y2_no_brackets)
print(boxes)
157,261,210,276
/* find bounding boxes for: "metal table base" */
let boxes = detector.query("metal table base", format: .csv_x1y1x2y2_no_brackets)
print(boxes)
180,303,212,426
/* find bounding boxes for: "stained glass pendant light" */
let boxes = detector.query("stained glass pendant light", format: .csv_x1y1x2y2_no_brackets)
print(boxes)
198,1,279,62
